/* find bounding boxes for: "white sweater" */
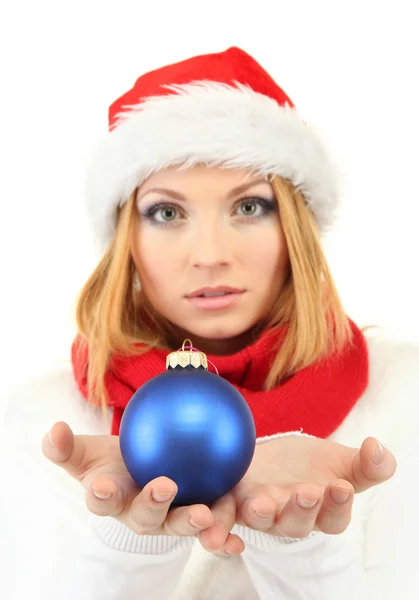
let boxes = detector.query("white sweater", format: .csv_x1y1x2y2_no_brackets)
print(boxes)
1,327,419,599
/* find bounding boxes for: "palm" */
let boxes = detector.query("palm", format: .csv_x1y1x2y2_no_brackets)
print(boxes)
74,435,133,490
225,434,397,538
42,423,229,544
244,435,392,490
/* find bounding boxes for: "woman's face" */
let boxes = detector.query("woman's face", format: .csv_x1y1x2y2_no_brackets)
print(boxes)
131,165,290,354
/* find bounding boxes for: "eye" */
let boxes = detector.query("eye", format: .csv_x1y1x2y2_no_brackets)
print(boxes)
235,197,275,219
238,200,258,216
155,206,178,222
142,202,182,224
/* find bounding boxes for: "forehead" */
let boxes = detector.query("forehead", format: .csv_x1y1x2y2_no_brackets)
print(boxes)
137,165,271,195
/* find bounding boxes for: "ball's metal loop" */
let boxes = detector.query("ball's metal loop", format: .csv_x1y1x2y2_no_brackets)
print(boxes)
182,339,193,352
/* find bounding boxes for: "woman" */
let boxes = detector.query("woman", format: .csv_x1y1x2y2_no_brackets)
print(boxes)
3,46,419,599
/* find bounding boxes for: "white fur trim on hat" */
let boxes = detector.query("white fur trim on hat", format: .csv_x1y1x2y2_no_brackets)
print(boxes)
84,81,342,251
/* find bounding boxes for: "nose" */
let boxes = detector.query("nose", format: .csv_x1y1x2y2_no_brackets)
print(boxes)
191,220,230,269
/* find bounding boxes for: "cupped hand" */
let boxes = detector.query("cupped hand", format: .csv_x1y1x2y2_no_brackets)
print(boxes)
42,422,244,556
199,435,397,547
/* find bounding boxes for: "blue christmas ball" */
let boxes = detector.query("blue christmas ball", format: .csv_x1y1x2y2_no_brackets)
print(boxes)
119,361,256,506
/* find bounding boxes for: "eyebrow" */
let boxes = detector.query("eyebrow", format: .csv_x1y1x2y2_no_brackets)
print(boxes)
137,177,271,203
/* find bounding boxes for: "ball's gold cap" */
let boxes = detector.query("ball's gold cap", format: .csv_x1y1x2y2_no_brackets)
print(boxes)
166,339,208,370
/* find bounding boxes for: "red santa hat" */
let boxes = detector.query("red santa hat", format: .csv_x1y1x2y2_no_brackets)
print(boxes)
85,47,341,251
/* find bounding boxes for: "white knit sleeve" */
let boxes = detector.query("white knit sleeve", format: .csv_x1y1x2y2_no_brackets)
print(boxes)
61,515,196,600
236,525,374,599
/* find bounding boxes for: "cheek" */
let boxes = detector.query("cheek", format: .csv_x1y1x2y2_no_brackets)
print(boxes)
246,228,287,273
135,233,179,290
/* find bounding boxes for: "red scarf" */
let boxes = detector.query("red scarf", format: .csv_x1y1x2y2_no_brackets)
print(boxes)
71,317,369,439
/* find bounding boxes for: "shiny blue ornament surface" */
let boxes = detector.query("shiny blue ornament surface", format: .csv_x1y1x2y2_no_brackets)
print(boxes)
119,366,256,506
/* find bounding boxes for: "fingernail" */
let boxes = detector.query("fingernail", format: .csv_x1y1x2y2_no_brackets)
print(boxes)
330,487,351,504
189,517,204,529
296,494,319,509
152,489,173,503
48,430,54,448
372,440,384,465
93,490,113,500
253,508,275,518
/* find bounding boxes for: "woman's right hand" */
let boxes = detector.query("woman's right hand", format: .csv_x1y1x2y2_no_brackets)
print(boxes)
42,421,244,555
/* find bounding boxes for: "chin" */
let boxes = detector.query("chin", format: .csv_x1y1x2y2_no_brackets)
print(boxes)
178,317,257,342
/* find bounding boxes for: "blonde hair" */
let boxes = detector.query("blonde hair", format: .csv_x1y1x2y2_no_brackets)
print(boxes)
73,174,377,422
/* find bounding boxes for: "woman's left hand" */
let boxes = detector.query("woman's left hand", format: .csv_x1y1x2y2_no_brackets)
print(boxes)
198,435,397,554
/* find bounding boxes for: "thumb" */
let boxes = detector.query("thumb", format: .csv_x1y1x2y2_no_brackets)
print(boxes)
41,421,87,482
350,437,397,493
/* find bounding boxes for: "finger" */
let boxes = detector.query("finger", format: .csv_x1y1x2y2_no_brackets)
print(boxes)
85,472,138,518
127,477,180,534
315,479,354,534
197,493,238,554
351,437,397,493
42,422,81,477
239,493,278,532
222,533,245,556
274,483,323,539
165,503,214,537
198,530,245,556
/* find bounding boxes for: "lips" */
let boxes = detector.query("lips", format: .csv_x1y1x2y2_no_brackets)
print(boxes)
186,286,245,298
186,290,245,310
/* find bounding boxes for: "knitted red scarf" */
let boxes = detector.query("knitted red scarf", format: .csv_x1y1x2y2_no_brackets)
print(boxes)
71,317,369,439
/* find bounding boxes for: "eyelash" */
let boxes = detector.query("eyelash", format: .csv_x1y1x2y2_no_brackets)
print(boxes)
139,197,276,227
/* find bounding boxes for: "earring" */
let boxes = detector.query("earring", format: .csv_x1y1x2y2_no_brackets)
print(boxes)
133,271,142,292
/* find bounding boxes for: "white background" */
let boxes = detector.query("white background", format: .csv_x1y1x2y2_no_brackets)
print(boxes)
1,1,418,421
